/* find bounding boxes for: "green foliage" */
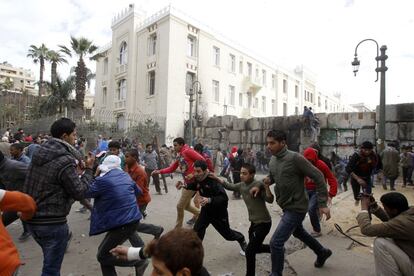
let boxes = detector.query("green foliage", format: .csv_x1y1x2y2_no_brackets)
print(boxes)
129,118,162,144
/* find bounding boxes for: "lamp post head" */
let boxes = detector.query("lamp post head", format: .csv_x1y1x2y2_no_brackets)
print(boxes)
352,56,360,76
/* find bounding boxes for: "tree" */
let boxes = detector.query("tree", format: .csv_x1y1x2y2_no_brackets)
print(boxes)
60,37,100,109
48,47,70,85
43,75,75,114
0,77,13,91
70,66,95,89
27,44,49,97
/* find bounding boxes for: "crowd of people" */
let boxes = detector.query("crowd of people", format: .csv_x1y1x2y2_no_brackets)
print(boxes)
0,119,413,276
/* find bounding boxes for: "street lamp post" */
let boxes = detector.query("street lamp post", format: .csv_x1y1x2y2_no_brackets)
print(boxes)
188,81,202,146
351,39,388,152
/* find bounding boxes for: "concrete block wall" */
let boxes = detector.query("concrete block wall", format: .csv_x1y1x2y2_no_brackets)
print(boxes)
194,103,414,159
376,104,414,145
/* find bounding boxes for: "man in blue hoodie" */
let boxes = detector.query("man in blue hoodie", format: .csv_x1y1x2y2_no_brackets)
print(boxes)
86,155,148,276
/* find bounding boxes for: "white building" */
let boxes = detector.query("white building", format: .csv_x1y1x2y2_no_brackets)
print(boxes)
0,61,37,95
94,5,354,143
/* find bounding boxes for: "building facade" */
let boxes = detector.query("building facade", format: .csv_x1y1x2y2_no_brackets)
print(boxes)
0,62,37,95
94,5,354,143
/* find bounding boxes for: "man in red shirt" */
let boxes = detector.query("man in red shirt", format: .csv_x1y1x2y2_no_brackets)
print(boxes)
125,149,163,240
303,147,338,237
152,137,204,228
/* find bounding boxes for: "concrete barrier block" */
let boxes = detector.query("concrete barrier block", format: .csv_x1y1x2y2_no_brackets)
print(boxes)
252,144,263,152
319,129,337,146
337,129,355,146
320,146,336,158
205,127,213,137
206,116,222,127
385,123,399,141
246,118,262,130
251,130,263,144
377,103,414,122
219,142,229,151
398,122,414,140
222,115,237,128
299,129,314,148
336,146,357,159
315,113,328,129
233,118,247,131
210,127,221,139
241,131,249,144
272,117,288,131
356,128,376,146
229,131,241,144
328,112,376,129
262,117,274,130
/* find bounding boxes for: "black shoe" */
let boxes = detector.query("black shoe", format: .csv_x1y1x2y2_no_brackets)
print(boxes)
315,248,332,268
18,231,31,242
239,240,247,252
154,227,164,239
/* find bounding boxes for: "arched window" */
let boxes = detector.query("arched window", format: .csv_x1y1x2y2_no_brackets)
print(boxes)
119,41,128,65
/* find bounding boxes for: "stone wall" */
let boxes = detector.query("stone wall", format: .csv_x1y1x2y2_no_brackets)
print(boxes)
194,103,414,159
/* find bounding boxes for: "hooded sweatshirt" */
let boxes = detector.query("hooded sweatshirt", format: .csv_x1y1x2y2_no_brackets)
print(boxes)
23,138,93,224
159,144,205,183
303,148,338,198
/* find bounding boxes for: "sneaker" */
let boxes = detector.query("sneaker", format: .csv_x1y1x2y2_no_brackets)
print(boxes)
239,249,246,256
186,217,197,225
354,200,360,206
310,231,322,238
65,231,73,253
315,248,332,268
382,185,388,190
154,227,164,239
18,231,31,242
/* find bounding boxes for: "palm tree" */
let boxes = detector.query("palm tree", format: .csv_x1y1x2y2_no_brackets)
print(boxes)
60,37,100,109
70,66,96,89
44,75,75,114
27,44,49,97
48,47,70,85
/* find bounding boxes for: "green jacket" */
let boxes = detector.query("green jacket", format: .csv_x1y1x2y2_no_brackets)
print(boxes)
357,207,414,260
223,179,273,224
268,146,328,213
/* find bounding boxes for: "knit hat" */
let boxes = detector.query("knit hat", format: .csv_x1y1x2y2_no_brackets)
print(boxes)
360,141,374,149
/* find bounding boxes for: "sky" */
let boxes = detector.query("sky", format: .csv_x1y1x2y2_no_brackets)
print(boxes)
1,0,413,109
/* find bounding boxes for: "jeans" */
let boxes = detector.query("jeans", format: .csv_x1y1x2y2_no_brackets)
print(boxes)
270,210,325,276
97,221,148,276
382,176,396,189
27,223,70,276
351,176,372,200
307,190,321,233
245,222,271,276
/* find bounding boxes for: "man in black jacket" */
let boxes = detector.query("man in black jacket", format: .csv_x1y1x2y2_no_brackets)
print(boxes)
178,160,247,254
22,118,95,276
